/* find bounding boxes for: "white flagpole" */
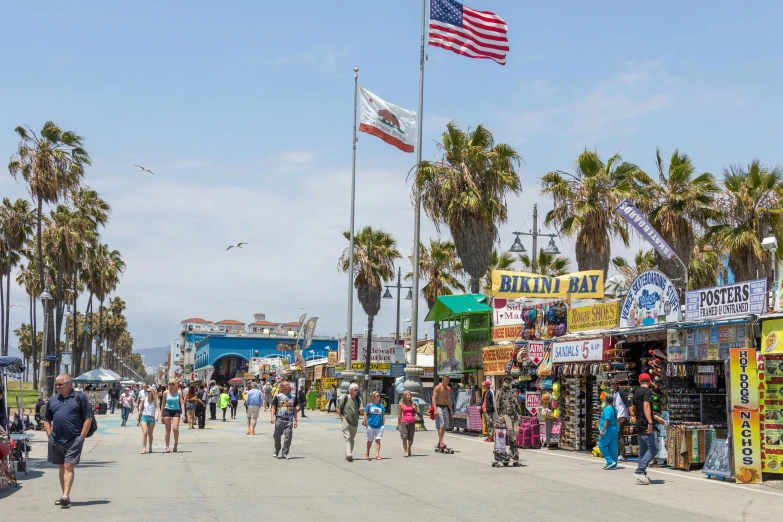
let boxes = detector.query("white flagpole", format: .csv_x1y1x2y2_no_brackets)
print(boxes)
345,67,359,381
409,0,427,368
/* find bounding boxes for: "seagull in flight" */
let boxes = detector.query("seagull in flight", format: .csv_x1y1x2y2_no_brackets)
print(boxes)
226,242,247,251
8,304,27,310
133,164,155,174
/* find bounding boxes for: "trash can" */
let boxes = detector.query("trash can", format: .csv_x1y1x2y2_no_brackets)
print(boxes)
306,391,317,410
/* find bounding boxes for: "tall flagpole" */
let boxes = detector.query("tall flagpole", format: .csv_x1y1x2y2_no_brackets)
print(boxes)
404,0,427,396
343,67,359,389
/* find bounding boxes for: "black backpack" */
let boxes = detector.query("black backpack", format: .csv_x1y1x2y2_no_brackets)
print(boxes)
74,392,98,438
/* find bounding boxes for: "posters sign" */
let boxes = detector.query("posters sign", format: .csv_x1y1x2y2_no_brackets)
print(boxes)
762,319,783,355
526,391,541,415
619,270,682,328
567,301,619,332
551,338,608,363
684,280,767,321
491,270,605,299
482,345,515,376
760,354,783,473
437,325,463,374
528,341,545,365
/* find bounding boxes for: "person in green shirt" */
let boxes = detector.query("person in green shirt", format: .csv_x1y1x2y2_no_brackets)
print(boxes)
219,388,230,422
337,383,363,462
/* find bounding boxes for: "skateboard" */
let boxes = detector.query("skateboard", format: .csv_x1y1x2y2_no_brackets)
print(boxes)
491,426,524,467
434,444,454,454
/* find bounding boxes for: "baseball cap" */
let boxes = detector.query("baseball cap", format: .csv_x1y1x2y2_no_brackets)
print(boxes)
638,373,652,382
482,380,491,386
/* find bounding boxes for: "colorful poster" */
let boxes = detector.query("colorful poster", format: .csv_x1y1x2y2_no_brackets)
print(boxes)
482,345,515,376
760,354,783,473
694,327,703,345
719,326,729,343
732,408,763,483
491,270,604,299
567,301,620,332
437,325,463,374
707,345,719,361
729,348,759,410
710,327,720,344
762,319,783,355
619,270,681,328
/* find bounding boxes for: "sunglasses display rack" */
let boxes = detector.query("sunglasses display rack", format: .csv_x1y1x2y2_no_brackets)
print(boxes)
590,379,601,449
559,377,588,451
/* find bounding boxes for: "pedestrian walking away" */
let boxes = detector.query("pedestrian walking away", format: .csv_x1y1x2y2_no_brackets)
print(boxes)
44,373,94,508
137,385,159,454
209,380,219,420
337,383,362,461
109,385,119,414
119,388,134,427
363,391,386,460
480,379,495,442
162,379,185,453
397,391,418,457
263,380,273,411
185,385,199,429
270,380,298,459
297,386,307,418
197,383,208,429
432,375,454,450
245,382,263,434
229,386,239,419
219,387,230,421
326,385,337,413
599,393,619,470
610,378,631,461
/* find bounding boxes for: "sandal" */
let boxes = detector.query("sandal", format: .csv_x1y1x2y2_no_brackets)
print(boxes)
141,449,146,454
375,455,382,460
172,445,178,453
365,453,370,460
166,447,171,453
60,498,71,508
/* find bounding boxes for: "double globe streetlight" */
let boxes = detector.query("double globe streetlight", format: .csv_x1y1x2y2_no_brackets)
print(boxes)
382,267,412,353
508,203,560,272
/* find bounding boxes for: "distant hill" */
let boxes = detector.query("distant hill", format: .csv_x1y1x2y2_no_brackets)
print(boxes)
133,346,170,368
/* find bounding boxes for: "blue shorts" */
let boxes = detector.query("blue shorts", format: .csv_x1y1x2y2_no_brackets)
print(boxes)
140,415,156,425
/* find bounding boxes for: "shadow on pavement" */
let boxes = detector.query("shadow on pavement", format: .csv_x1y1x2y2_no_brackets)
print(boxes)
70,499,111,507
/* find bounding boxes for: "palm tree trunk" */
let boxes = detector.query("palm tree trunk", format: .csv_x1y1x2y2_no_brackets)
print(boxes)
4,265,11,357
0,271,5,356
36,196,54,393
433,321,439,385
470,278,479,294
364,314,375,396
98,298,104,367
30,293,38,390
72,272,78,373
86,294,93,369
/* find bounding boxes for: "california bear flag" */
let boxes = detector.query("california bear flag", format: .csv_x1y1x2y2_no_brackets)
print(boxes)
359,87,417,153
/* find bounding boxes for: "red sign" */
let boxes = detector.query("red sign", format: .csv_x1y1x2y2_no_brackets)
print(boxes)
528,341,545,365
526,392,542,415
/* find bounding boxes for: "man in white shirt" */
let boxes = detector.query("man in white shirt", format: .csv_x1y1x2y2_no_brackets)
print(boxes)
209,381,219,420
611,378,631,462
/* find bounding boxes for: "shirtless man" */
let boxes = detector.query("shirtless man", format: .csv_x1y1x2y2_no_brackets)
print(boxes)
431,375,453,448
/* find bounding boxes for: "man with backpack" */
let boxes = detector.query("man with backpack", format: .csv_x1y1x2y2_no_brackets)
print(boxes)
337,383,362,462
44,373,95,508
108,385,119,414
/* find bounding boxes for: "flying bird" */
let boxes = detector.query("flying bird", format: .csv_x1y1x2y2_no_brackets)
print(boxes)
226,242,247,251
8,304,27,310
133,164,155,174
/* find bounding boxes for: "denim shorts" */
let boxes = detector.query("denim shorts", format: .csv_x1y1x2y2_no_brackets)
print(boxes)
140,415,156,425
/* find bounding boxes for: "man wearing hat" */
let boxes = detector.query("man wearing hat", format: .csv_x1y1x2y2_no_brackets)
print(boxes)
631,373,655,485
480,380,495,442
610,378,631,461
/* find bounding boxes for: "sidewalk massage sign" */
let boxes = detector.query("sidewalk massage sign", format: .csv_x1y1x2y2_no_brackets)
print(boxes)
684,280,767,321
492,298,525,326
491,270,604,299
619,270,681,328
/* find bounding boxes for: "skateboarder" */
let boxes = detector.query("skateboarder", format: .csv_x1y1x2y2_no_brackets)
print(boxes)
496,376,521,463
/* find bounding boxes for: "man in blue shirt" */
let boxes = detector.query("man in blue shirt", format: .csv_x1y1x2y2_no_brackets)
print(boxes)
44,373,94,508
244,382,264,435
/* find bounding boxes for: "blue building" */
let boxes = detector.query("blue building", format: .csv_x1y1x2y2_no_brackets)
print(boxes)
193,335,338,383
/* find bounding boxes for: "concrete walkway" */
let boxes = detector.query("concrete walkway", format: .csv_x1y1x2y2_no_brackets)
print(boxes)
1,407,781,521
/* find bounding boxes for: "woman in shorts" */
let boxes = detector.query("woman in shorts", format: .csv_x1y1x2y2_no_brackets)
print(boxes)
162,379,185,453
363,391,386,460
185,384,198,429
397,391,417,457
137,385,158,454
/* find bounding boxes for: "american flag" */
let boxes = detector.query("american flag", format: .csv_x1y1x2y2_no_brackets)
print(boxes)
428,0,509,66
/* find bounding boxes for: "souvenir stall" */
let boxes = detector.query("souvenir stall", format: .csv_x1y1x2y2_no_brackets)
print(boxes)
426,294,492,431
760,315,783,477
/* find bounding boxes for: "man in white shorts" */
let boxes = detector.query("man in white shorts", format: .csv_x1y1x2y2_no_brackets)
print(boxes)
363,391,386,460
244,383,263,435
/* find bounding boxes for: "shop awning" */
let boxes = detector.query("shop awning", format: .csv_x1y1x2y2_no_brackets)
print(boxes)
424,294,491,322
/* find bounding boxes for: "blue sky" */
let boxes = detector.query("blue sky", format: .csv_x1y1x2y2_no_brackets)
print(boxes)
2,1,783,351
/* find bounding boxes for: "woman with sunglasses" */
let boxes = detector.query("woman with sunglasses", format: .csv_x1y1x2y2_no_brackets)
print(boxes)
137,386,159,454
162,379,185,453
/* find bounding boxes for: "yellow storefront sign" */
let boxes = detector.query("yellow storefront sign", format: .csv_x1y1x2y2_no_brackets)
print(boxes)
732,409,763,483
568,302,619,332
729,348,759,410
351,362,390,371
491,324,522,342
322,377,338,390
483,345,515,376
762,318,783,355
491,270,604,299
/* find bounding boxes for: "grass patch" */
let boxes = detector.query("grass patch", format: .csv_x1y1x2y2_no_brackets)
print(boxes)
3,382,41,411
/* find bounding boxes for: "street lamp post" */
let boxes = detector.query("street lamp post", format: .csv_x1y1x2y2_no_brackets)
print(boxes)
382,267,413,352
40,286,53,397
508,204,560,272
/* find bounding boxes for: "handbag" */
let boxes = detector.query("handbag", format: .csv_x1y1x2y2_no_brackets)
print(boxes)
538,349,553,377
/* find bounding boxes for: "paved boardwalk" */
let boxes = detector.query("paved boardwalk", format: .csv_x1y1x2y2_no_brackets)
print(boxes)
2,408,781,521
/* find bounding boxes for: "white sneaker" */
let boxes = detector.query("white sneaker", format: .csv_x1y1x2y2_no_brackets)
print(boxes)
272,452,279,458
634,473,650,485
618,456,627,462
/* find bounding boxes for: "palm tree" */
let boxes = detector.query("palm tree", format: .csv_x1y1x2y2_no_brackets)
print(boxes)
83,244,125,367
645,148,720,281
519,248,572,277
541,150,648,275
688,235,725,290
8,121,90,391
483,249,515,293
710,160,783,282
406,240,465,383
0,198,35,355
338,226,401,393
611,250,657,289
16,259,41,388
14,324,33,380
412,123,522,293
